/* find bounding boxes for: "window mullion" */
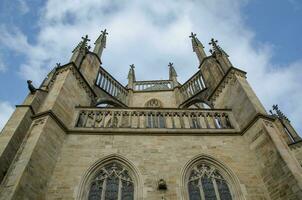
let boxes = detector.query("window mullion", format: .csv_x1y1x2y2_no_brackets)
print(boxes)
198,178,206,200
118,177,122,200
212,178,221,200
101,178,107,200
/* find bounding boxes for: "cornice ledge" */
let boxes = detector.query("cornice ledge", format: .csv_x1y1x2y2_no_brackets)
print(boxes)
68,128,239,136
31,110,68,132
208,67,247,102
15,104,36,115
48,62,97,101
288,140,302,149
240,113,275,135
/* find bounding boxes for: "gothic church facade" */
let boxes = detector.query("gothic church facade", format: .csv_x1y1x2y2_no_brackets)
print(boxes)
0,30,302,200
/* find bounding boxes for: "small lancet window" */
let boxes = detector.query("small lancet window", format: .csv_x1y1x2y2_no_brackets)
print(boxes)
88,162,134,200
187,163,232,200
191,116,200,129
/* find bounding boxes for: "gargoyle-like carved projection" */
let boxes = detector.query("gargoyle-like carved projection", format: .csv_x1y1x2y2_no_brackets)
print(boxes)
88,162,134,200
188,164,232,200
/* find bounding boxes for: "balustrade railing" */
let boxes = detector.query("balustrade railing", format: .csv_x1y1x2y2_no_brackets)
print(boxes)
134,80,173,91
180,71,206,100
75,108,234,130
96,67,128,104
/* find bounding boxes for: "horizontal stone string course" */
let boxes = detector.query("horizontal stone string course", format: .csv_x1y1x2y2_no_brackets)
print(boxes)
75,108,233,129
96,68,128,104
180,70,206,100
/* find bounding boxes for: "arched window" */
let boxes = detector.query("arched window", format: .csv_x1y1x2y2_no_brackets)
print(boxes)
145,98,162,108
187,164,232,200
96,103,115,108
88,162,134,200
182,155,245,200
77,155,142,200
188,102,211,109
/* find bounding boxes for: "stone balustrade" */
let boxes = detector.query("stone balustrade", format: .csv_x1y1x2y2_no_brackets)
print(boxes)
75,107,235,131
95,67,128,104
134,80,173,91
180,70,206,100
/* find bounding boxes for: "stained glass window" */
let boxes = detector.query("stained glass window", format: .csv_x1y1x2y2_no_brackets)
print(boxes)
88,162,134,200
187,164,232,200
217,180,232,200
191,116,200,128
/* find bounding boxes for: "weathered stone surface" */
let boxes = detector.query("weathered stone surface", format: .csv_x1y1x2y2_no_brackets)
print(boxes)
0,33,301,200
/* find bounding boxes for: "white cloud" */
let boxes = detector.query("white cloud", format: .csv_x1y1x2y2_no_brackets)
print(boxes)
0,101,14,131
0,0,301,134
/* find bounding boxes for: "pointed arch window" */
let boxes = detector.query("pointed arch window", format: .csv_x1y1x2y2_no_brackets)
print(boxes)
187,163,232,200
88,162,134,200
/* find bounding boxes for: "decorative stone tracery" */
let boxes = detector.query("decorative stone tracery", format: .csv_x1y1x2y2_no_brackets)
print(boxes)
76,154,142,200
145,98,162,108
188,164,232,200
88,162,134,200
181,155,245,200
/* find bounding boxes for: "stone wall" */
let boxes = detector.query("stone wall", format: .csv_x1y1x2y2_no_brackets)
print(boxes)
290,143,302,166
244,119,302,200
0,116,65,200
131,90,177,108
46,134,269,200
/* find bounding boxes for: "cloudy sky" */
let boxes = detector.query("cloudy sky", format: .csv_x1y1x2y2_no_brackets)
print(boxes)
0,0,301,134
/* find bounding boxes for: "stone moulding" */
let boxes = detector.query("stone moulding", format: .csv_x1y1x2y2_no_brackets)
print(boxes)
76,153,143,200
179,154,246,200
289,140,302,149
208,67,247,102
31,110,68,132
47,62,97,102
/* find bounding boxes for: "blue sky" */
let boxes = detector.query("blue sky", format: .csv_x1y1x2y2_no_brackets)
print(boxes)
0,0,301,134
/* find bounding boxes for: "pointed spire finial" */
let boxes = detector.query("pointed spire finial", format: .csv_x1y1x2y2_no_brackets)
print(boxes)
168,62,173,68
72,34,91,53
209,38,229,57
189,32,196,38
189,32,207,64
81,35,91,43
101,29,108,36
130,64,135,69
271,104,290,122
94,29,108,59
209,38,219,50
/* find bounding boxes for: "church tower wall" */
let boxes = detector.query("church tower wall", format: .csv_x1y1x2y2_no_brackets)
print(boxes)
0,31,302,200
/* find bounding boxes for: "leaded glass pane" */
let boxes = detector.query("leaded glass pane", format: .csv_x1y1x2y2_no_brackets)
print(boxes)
188,180,201,200
121,180,134,200
88,162,134,200
217,180,232,200
159,115,165,128
104,177,119,200
191,117,200,128
153,115,158,128
202,176,217,200
147,115,152,128
88,181,102,200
